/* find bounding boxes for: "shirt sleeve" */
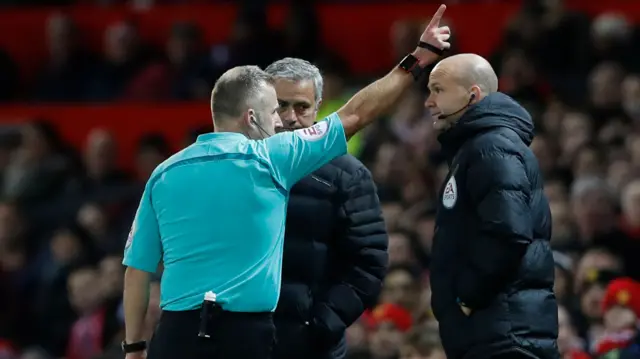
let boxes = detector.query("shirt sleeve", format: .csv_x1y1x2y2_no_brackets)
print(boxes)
261,112,347,190
122,182,162,273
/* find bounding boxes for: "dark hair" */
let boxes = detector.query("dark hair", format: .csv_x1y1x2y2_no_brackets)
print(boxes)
54,222,100,263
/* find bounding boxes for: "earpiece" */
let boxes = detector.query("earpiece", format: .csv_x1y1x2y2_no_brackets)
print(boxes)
247,112,271,140
438,92,476,120
248,110,258,126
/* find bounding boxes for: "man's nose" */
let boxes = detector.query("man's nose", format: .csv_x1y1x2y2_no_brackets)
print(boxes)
425,97,435,108
279,108,297,126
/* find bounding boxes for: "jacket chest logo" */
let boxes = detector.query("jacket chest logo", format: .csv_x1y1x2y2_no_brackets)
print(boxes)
442,164,459,209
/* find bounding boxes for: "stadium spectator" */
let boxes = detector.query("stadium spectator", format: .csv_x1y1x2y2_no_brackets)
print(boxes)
88,21,154,101
593,278,640,356
33,14,95,102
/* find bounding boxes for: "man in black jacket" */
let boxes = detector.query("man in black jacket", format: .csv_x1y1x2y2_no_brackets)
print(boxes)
426,53,558,359
265,57,389,359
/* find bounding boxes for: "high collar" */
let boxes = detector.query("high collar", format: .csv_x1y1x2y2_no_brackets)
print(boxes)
197,132,247,142
437,92,534,161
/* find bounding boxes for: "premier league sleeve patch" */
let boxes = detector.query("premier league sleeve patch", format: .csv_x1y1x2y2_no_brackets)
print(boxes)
125,219,136,249
295,121,328,141
125,228,133,249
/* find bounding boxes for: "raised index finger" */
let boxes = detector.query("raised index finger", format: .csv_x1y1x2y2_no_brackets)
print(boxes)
428,4,447,28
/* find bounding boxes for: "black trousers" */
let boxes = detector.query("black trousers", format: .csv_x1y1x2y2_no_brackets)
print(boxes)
147,309,275,359
272,318,347,359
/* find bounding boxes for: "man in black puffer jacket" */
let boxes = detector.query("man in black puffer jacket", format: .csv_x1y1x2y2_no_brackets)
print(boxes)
265,58,389,359
426,53,558,359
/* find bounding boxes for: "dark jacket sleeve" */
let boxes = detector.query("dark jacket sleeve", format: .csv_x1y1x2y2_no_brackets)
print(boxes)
456,147,532,309
312,166,388,339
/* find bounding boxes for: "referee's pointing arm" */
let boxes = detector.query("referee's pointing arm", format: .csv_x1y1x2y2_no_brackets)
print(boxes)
263,4,451,188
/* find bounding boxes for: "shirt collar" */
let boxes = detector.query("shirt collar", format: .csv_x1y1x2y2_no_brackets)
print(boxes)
197,132,247,142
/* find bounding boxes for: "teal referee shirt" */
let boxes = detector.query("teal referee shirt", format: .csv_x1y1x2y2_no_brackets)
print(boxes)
123,113,347,312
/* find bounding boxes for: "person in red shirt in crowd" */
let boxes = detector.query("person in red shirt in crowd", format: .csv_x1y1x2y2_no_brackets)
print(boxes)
363,303,413,359
593,277,640,357
65,266,120,359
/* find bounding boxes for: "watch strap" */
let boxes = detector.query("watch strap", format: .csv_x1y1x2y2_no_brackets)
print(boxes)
398,54,425,81
418,41,445,56
121,340,147,354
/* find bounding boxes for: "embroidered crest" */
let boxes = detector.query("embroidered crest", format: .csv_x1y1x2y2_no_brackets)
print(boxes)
295,121,328,141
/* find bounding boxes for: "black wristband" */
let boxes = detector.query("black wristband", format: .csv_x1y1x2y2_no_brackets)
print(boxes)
418,41,445,56
121,340,147,354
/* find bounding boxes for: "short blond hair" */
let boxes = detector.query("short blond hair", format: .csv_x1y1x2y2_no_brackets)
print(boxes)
210,66,274,121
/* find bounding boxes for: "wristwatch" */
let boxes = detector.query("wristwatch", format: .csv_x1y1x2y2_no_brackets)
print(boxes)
398,54,424,81
121,340,147,354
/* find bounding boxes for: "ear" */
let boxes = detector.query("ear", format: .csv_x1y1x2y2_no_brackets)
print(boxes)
470,86,482,104
313,100,322,120
244,109,254,127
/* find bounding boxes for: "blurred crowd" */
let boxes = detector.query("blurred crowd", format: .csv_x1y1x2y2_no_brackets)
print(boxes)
0,2,344,103
1,0,640,359
0,0,518,7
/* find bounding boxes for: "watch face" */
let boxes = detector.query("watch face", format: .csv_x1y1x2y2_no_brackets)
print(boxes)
400,55,418,70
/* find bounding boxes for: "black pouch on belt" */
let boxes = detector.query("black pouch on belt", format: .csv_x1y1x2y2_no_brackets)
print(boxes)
198,299,223,338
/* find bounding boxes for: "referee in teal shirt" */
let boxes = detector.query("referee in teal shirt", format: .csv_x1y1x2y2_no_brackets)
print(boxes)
121,7,450,359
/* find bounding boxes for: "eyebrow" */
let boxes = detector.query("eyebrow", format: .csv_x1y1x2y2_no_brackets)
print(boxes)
427,82,443,92
278,98,312,106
